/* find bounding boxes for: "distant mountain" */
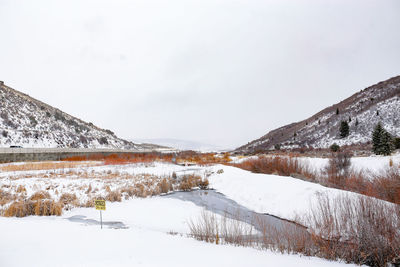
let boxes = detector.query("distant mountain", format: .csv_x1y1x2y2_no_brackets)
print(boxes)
0,81,155,150
235,75,400,153
133,138,226,152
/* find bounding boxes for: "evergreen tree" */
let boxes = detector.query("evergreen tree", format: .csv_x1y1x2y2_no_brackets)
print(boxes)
372,123,394,155
336,108,339,115
380,131,394,156
372,123,384,154
394,137,400,150
339,121,349,138
330,143,340,152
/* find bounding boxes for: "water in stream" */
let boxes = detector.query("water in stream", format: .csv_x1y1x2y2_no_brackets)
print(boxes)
163,189,307,235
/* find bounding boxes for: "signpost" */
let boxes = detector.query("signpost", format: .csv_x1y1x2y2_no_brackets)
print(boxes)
95,200,106,229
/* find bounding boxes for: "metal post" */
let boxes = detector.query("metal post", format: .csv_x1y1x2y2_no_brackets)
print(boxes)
100,210,103,229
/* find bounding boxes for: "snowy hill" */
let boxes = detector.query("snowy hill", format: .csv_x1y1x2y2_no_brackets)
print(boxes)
133,138,227,152
236,75,400,153
0,81,150,149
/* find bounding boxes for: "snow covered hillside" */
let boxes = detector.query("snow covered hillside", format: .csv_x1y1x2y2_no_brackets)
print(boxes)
133,138,226,152
236,75,400,152
0,82,151,149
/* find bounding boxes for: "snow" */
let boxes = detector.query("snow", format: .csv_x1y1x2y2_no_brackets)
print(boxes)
300,153,400,176
0,84,144,149
0,158,390,266
0,196,360,267
208,165,356,220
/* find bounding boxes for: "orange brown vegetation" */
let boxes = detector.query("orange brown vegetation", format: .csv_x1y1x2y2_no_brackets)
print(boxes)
59,193,78,206
106,190,122,202
63,151,232,166
0,161,99,172
232,156,315,180
4,200,63,217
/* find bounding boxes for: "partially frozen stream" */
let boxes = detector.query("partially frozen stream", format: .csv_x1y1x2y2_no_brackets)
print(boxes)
163,189,306,234
66,215,128,229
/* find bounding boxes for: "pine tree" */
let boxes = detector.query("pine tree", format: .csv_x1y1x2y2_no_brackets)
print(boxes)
394,137,400,149
372,123,394,155
336,108,339,115
380,131,394,156
372,123,384,154
339,121,349,138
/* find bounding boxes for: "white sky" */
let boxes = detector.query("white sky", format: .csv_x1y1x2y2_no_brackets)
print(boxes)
0,0,399,148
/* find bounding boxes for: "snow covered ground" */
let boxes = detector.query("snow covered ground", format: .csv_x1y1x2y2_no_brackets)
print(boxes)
0,158,390,266
0,196,361,267
232,153,400,177
300,153,400,175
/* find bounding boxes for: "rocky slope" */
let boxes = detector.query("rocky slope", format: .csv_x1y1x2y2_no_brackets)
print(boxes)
236,75,400,153
0,81,151,149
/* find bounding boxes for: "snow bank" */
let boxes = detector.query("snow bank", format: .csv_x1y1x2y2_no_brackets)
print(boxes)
208,165,358,220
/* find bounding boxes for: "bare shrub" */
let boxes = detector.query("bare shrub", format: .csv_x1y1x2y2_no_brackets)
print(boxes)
305,193,400,267
34,200,63,216
178,175,199,191
188,210,254,246
133,183,146,197
106,190,122,202
4,200,62,217
29,191,51,201
86,184,92,194
82,199,95,208
16,185,26,193
233,156,315,181
253,214,313,255
198,178,209,190
158,178,171,194
373,167,400,204
59,193,77,206
120,186,136,197
325,152,352,186
98,137,108,145
0,189,16,205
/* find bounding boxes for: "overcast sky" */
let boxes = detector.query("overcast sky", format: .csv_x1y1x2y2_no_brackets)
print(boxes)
0,0,399,148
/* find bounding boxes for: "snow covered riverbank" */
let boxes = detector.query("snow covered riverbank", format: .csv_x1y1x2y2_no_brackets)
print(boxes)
0,196,361,267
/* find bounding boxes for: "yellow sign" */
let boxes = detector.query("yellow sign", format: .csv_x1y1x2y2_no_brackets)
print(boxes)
95,200,106,211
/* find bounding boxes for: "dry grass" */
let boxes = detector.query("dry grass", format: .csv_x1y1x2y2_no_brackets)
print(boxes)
3,200,63,217
178,175,208,191
0,157,213,218
0,161,100,172
59,193,78,205
63,151,232,166
29,190,51,201
0,188,17,205
16,185,26,193
158,178,173,194
106,190,122,202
